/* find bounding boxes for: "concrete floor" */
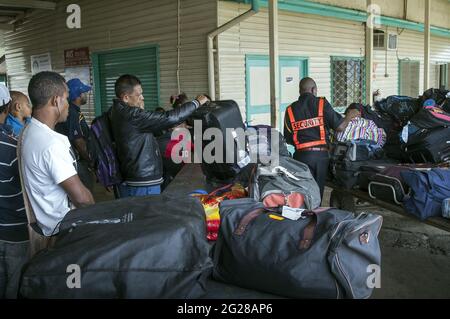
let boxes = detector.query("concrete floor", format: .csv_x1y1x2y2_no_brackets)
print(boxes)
91,183,450,299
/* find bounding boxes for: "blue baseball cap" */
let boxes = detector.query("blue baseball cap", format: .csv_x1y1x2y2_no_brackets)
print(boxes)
67,78,91,102
423,99,436,107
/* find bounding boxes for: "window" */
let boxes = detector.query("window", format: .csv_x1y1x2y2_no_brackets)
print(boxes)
0,74,6,87
331,57,366,110
399,60,420,97
373,30,385,50
438,64,449,90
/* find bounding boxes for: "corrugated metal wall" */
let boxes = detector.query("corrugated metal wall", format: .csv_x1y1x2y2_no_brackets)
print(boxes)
217,1,450,120
217,1,365,118
4,0,217,122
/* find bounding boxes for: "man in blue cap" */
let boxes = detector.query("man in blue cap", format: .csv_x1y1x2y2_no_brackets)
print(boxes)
56,78,94,192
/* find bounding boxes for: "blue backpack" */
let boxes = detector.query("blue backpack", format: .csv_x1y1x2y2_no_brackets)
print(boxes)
87,111,122,188
401,168,450,220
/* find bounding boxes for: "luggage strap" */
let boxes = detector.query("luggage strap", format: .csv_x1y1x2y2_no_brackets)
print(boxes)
299,207,331,250
234,206,331,250
287,98,327,150
17,125,57,257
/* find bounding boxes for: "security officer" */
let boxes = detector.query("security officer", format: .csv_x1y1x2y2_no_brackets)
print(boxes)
284,77,359,199
56,78,95,192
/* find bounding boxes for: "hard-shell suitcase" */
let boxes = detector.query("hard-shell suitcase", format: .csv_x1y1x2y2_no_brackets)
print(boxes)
188,100,249,182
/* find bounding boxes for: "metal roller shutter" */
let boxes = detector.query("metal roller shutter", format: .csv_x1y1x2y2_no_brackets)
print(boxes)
94,46,160,113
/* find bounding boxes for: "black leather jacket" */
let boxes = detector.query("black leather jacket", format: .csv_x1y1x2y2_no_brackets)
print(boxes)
110,99,199,186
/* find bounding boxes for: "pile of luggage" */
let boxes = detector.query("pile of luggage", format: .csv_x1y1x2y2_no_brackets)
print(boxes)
329,88,450,221
19,99,384,299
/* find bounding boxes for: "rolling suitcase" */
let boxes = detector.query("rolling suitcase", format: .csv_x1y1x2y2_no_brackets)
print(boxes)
405,127,450,163
188,100,249,182
357,163,393,191
368,164,442,205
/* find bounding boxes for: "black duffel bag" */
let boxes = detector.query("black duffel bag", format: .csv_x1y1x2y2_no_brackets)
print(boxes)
20,195,213,299
213,198,383,299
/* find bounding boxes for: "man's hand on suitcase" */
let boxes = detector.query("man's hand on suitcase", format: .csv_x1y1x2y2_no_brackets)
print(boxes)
196,95,209,106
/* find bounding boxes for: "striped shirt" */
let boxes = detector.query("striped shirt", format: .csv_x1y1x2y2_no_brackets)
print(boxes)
0,124,27,242
335,117,387,147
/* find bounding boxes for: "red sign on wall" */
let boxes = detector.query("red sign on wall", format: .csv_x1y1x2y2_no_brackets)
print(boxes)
64,47,90,67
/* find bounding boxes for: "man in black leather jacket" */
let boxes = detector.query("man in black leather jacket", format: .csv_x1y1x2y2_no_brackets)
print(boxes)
110,74,208,197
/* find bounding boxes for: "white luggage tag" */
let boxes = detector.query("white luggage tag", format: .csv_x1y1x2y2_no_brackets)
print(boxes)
282,206,306,221
273,166,300,181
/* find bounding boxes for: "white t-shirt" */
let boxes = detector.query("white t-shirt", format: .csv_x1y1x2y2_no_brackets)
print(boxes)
21,118,78,236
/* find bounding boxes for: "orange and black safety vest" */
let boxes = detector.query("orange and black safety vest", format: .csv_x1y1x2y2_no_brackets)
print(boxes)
285,97,326,150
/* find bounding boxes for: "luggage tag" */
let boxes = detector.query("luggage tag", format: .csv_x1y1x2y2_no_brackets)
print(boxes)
281,206,306,221
273,166,300,181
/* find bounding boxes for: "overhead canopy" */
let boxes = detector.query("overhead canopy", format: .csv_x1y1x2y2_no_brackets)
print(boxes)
0,0,56,31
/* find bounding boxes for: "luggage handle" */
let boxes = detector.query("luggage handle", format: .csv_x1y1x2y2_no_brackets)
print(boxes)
298,207,331,250
234,208,267,236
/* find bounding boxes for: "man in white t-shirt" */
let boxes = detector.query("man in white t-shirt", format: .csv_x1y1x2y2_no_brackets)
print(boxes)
21,71,94,236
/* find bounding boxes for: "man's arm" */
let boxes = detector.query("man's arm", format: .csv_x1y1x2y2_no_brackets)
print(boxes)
132,95,209,133
335,109,360,132
323,99,359,132
59,175,95,208
73,138,90,162
283,109,294,146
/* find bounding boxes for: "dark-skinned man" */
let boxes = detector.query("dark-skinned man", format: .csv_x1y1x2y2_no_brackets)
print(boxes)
21,72,94,237
284,77,359,199
56,78,94,192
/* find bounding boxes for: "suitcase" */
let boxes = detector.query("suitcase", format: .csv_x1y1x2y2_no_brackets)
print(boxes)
357,163,393,191
331,159,397,190
368,164,440,205
331,140,384,162
188,100,249,182
405,127,450,163
20,195,213,299
213,198,383,299
368,166,411,205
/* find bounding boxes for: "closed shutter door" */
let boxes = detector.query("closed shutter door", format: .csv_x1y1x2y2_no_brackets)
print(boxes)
399,60,411,96
97,47,159,113
410,61,420,96
399,60,420,97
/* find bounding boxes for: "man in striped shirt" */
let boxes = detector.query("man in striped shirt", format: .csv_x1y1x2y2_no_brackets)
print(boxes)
0,84,28,299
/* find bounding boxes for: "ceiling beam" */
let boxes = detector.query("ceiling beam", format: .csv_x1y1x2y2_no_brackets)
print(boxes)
0,1,56,10
0,23,13,30
0,9,26,15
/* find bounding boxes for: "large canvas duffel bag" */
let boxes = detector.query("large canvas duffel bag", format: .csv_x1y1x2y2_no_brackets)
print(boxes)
249,156,321,210
402,168,450,220
19,195,213,299
213,198,383,299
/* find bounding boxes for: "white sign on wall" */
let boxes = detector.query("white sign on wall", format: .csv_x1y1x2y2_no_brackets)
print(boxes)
31,53,52,75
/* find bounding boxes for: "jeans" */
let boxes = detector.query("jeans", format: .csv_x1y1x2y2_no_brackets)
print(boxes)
0,240,29,299
117,183,161,198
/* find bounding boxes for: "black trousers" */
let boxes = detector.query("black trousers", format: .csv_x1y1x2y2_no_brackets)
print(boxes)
294,151,329,200
78,159,95,192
